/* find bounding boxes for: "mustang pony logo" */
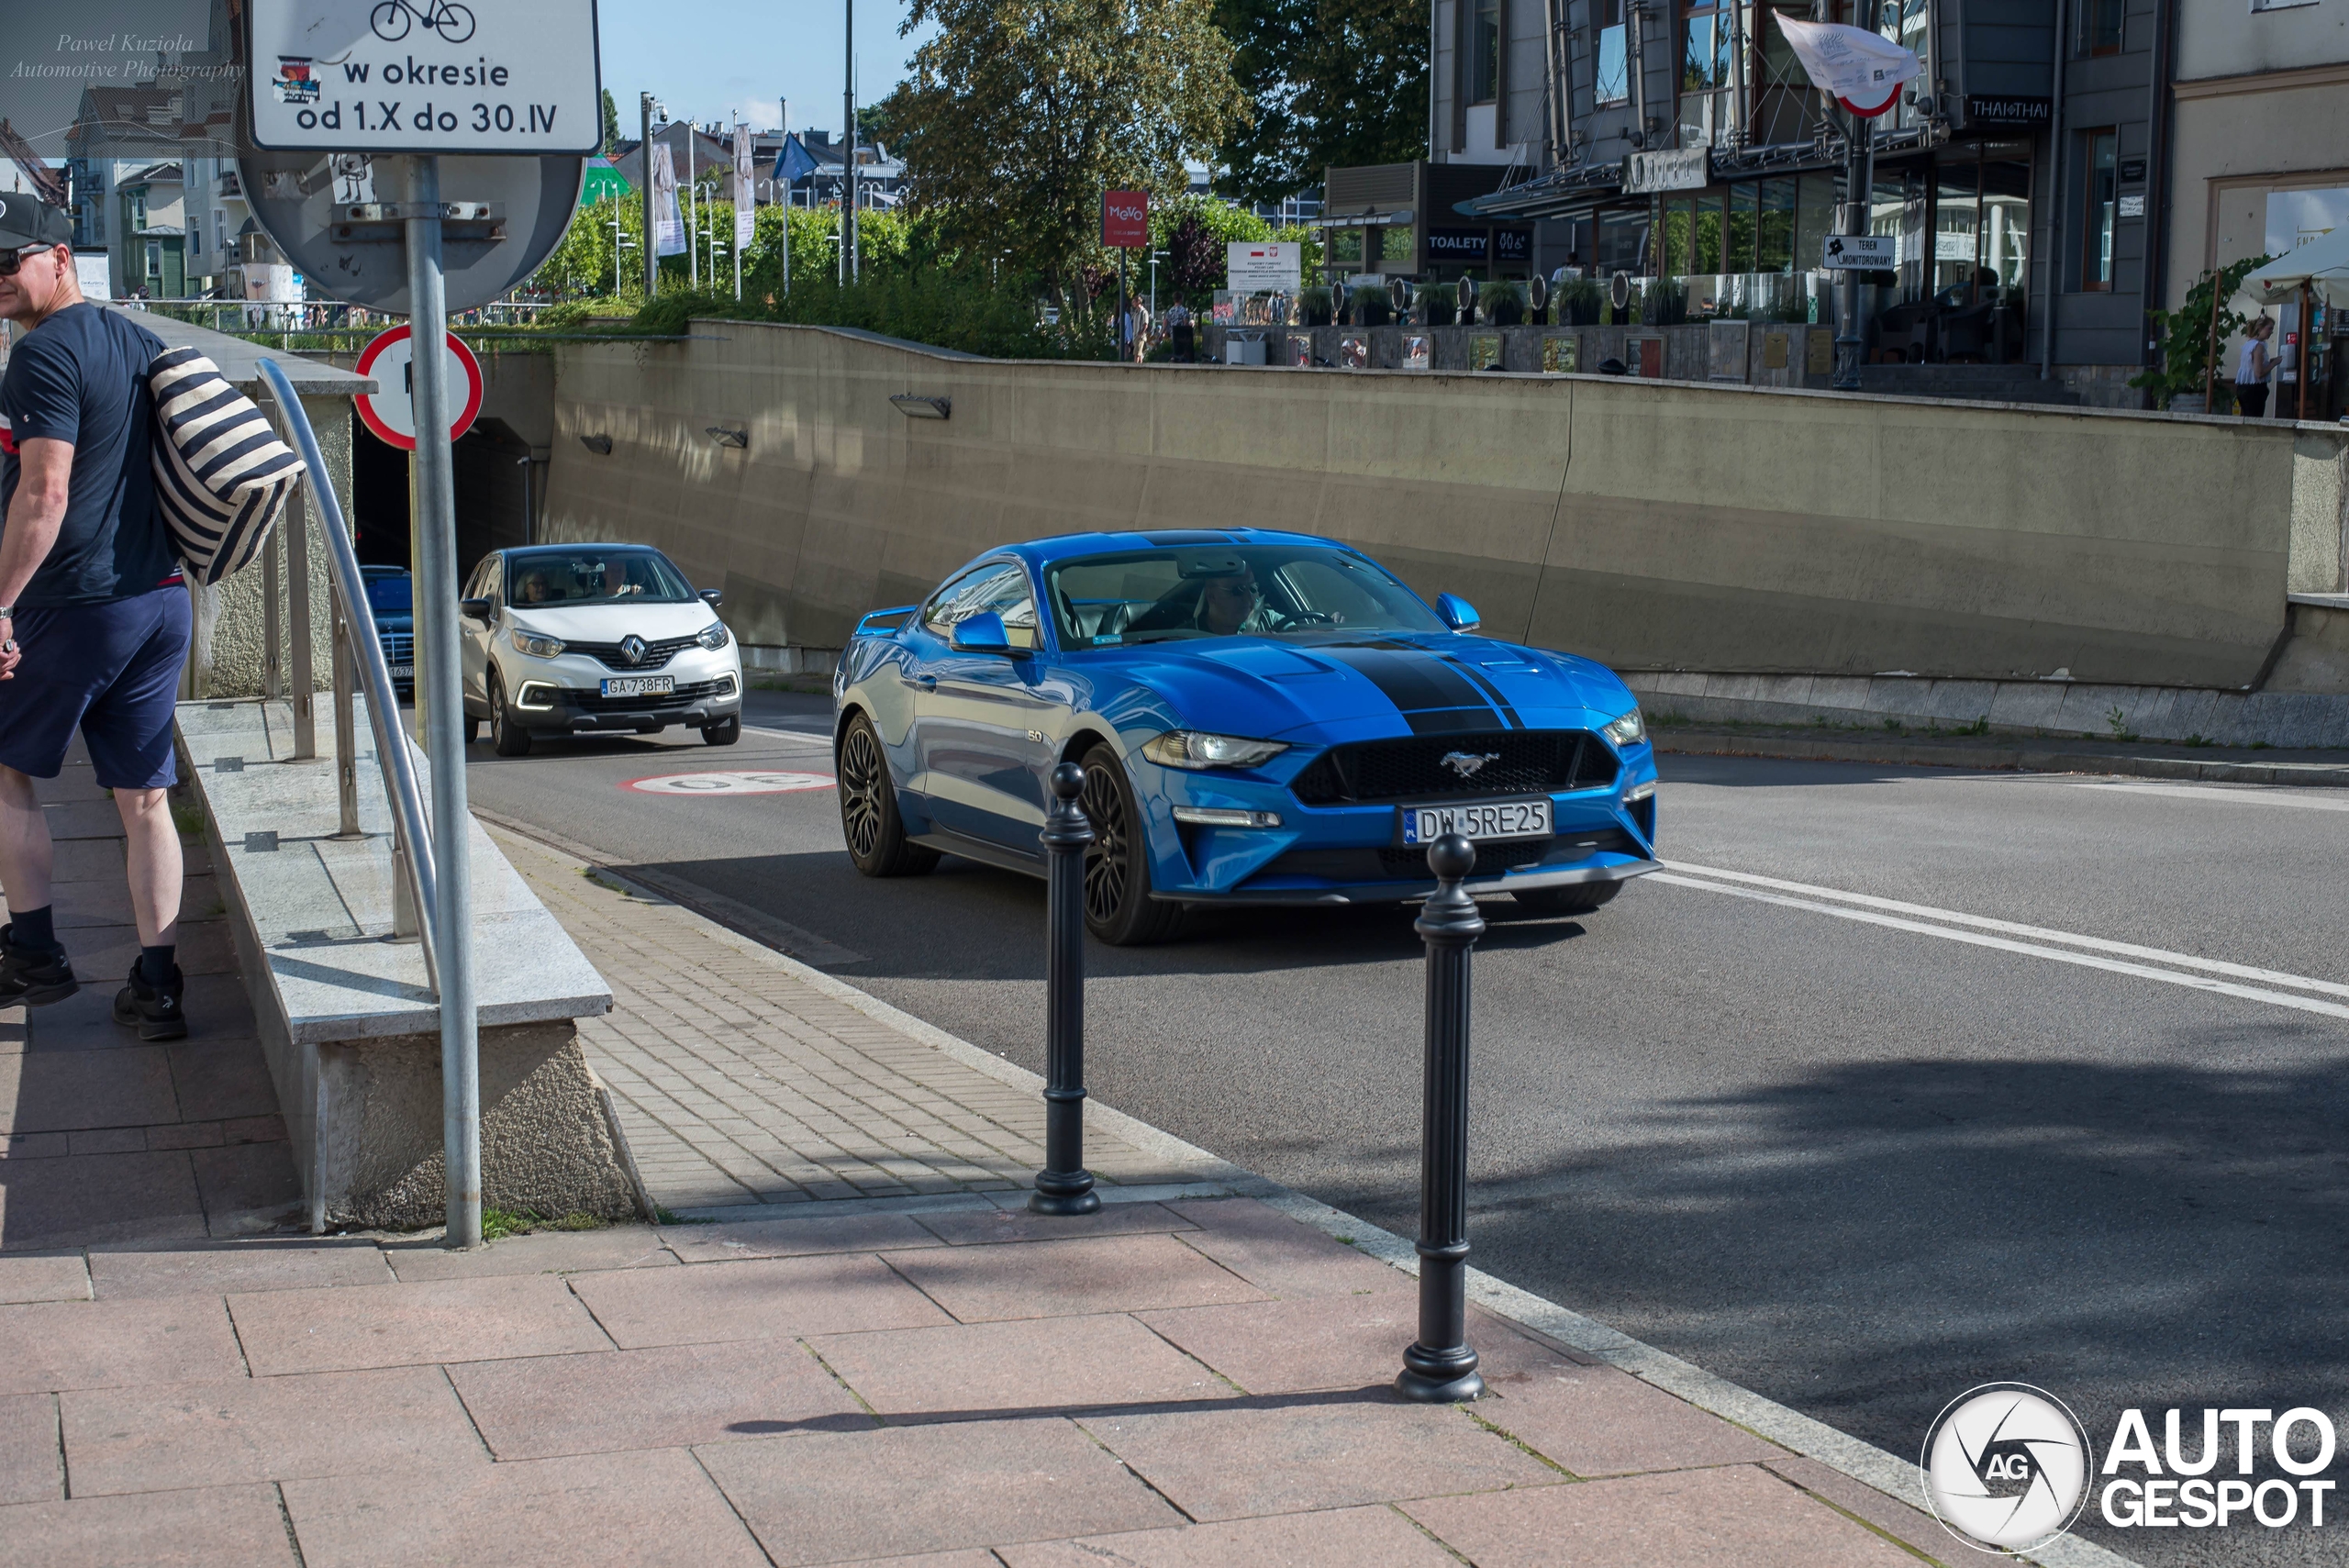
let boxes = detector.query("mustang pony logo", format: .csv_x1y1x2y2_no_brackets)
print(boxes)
1441,751,1501,779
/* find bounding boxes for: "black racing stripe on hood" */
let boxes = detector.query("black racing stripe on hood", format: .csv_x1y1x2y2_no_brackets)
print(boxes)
1436,655,1523,729
1319,646,1504,735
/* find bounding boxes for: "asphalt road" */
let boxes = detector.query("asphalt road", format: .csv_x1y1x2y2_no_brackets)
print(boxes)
464,691,2349,1566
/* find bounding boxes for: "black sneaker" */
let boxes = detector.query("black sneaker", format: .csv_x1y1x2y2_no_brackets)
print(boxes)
0,926,78,1007
114,962,186,1040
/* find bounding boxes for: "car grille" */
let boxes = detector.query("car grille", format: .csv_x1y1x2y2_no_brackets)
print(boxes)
555,677,732,714
377,630,413,669
562,634,702,672
1288,730,1618,806
1255,828,1642,886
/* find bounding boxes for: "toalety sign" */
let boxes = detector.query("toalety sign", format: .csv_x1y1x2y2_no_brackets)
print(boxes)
1922,1385,2341,1554
249,0,602,155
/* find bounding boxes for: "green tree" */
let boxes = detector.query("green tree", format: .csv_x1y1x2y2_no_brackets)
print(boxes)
601,88,620,157
2132,253,2273,405
894,0,1248,320
1214,0,1427,207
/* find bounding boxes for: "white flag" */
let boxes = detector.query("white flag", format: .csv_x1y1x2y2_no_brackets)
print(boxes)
651,141,687,257
734,123,755,248
1774,17,1920,117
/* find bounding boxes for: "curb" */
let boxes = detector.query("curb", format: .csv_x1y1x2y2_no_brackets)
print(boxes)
483,811,2138,1568
1656,728,2349,787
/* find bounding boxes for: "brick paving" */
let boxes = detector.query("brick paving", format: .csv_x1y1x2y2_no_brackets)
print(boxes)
0,796,2045,1564
491,826,1201,1213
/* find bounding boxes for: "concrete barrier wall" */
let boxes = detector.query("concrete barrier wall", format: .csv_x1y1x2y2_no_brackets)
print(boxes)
540,322,2349,692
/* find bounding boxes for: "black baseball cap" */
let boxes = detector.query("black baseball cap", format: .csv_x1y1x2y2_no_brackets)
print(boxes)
0,195,71,250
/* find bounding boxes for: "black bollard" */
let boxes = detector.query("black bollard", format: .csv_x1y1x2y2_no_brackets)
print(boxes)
1030,762,1102,1216
1396,832,1486,1403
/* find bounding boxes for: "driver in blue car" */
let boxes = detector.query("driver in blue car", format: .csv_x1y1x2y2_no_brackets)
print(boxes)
1194,562,1269,636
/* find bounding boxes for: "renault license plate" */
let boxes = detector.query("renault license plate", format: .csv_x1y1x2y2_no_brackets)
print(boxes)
600,675,674,698
1399,799,1553,846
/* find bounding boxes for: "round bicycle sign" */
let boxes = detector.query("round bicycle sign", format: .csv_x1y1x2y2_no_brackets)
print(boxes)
352,325,484,450
624,772,836,795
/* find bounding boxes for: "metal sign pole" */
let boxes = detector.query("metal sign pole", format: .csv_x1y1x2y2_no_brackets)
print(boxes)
402,155,482,1251
1831,108,1871,392
640,95,658,299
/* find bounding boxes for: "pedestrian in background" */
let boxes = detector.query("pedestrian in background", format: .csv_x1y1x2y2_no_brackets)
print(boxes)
0,196,194,1040
1166,301,1195,362
2235,316,2276,418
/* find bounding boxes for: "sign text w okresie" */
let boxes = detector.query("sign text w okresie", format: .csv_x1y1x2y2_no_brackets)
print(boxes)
249,0,602,155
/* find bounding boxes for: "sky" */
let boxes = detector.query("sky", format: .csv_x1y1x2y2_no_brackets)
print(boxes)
596,0,934,140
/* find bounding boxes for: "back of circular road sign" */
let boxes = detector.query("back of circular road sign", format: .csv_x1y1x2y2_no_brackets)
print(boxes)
239,0,600,312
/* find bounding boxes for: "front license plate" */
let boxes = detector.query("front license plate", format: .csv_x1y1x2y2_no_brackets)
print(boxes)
386,665,413,679
1399,798,1553,846
600,675,674,698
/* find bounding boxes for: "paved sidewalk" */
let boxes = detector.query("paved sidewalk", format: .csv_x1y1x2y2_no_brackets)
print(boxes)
0,808,2070,1566
491,827,1208,1213
0,750,301,1251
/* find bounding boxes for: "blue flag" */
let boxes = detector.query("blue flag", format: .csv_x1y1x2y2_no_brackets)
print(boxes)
774,135,820,184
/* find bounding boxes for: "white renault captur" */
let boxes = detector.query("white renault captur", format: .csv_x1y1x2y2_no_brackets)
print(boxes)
458,544,743,756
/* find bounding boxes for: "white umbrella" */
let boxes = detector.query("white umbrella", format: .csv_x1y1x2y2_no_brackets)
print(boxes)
2244,226,2349,305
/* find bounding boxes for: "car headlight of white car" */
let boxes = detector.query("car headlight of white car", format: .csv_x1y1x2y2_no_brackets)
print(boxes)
696,621,732,651
1141,730,1288,770
511,628,565,659
1603,708,1646,747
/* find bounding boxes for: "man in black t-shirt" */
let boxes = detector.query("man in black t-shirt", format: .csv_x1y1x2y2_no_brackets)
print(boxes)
0,195,192,1040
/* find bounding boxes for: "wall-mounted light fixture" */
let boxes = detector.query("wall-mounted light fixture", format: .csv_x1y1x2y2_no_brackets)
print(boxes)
705,427,749,449
579,433,613,455
890,394,951,420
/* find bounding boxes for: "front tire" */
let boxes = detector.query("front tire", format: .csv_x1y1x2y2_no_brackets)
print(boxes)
838,713,938,877
489,671,532,757
702,716,741,746
1510,880,1622,917
1079,746,1184,946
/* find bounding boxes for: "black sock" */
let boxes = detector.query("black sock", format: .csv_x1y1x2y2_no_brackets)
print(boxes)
11,906,57,952
139,945,176,985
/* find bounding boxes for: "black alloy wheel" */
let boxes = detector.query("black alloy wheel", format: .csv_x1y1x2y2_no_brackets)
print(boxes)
489,671,531,757
837,714,938,877
1077,746,1184,945
1508,880,1621,917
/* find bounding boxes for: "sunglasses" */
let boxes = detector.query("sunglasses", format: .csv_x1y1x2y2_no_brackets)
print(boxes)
0,244,61,279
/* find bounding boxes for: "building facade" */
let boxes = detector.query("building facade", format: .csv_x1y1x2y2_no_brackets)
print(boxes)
1346,0,2292,404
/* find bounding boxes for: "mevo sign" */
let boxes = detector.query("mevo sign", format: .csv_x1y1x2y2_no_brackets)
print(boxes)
1102,190,1150,249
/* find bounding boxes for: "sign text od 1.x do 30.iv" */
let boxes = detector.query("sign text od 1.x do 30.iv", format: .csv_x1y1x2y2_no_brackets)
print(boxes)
247,0,601,156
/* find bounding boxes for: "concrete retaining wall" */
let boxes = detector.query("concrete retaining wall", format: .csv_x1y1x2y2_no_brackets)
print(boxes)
539,321,2349,697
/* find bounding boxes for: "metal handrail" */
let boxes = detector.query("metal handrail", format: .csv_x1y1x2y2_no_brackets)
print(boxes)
257,358,442,994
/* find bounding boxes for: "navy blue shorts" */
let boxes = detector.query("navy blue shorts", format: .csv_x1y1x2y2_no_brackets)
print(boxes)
0,587,193,790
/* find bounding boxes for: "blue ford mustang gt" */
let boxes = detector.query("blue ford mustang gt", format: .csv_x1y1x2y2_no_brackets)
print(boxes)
831,529,1659,943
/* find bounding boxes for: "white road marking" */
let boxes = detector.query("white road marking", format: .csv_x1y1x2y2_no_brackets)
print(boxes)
624,771,835,795
1664,860,2349,1000
744,726,832,745
1651,872,2349,1023
2064,780,2349,813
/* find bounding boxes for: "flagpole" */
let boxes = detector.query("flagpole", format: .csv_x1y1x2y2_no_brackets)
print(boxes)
686,125,698,289
780,98,791,297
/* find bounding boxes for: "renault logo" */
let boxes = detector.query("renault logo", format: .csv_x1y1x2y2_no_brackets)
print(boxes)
618,635,647,665
1441,751,1501,779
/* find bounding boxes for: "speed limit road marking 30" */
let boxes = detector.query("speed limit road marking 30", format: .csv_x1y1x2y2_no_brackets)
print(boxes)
623,772,836,795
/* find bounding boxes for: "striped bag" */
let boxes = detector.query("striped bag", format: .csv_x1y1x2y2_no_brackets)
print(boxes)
147,347,304,585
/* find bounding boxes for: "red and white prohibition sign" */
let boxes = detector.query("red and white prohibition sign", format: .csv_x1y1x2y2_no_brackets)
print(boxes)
352,324,484,450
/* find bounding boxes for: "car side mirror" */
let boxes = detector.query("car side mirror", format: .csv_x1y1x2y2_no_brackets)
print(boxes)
1435,594,1481,632
949,611,1017,655
699,589,724,608
460,597,493,622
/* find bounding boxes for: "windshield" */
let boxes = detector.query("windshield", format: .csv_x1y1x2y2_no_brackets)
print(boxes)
1046,546,1447,646
505,550,696,607
362,571,411,614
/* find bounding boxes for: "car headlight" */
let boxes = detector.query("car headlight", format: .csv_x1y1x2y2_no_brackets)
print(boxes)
1603,708,1646,747
696,621,732,651
1141,730,1288,770
510,628,566,659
